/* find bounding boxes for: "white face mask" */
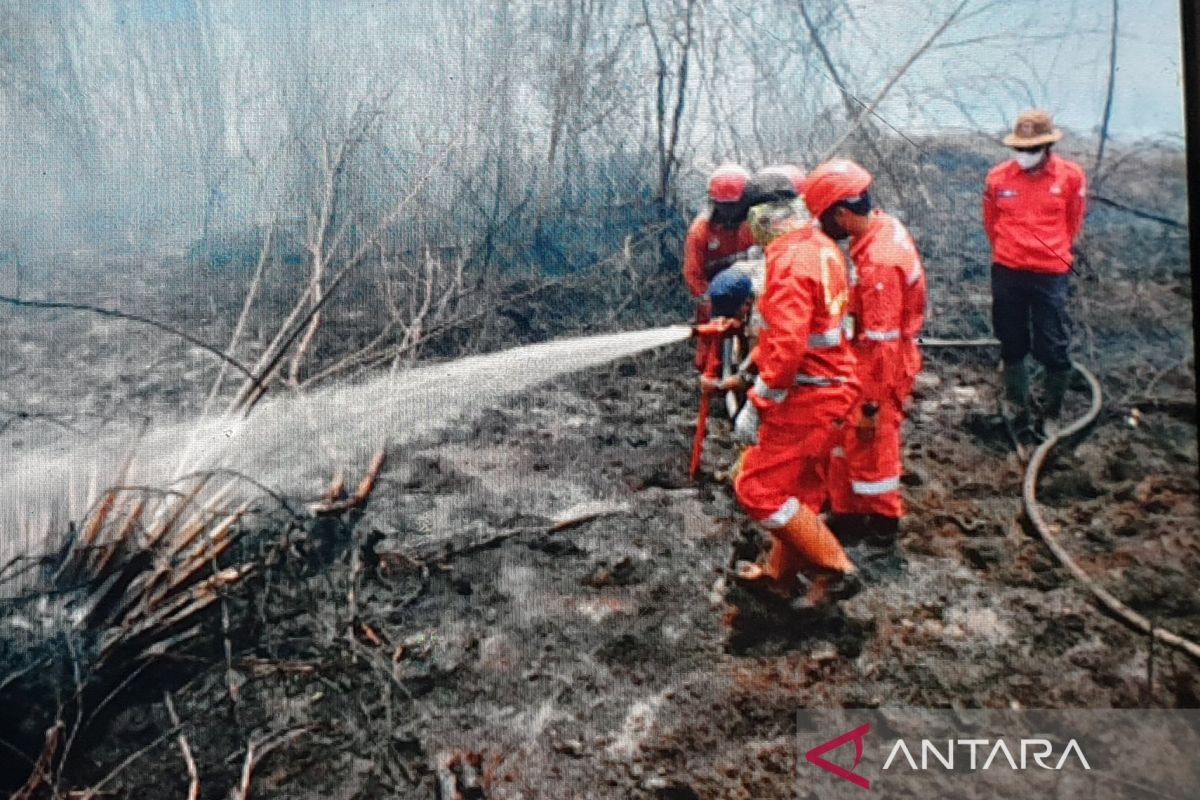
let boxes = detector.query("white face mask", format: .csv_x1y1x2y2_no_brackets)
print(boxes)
1014,149,1046,170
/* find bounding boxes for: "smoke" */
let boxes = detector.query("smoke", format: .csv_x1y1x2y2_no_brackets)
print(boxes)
0,1,1180,266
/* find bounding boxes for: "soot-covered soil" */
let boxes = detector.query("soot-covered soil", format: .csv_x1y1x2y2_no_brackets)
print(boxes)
1,137,1194,798
47,337,1199,799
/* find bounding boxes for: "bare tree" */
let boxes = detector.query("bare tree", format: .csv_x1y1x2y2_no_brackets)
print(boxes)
641,0,697,203
1093,0,1119,187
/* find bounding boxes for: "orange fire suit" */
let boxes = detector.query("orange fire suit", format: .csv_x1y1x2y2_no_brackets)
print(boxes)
683,213,756,297
828,211,926,519
982,153,1087,274
734,224,858,532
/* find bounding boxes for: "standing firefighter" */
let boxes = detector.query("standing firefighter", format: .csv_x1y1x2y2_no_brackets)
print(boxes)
683,163,757,300
732,170,859,605
983,109,1087,435
806,159,926,540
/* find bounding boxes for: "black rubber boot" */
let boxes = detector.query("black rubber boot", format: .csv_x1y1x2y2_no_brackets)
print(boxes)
864,515,900,546
1041,368,1071,420
1002,359,1031,419
1030,368,1072,441
826,513,870,547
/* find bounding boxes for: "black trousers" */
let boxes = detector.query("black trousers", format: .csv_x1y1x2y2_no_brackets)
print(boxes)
990,263,1071,372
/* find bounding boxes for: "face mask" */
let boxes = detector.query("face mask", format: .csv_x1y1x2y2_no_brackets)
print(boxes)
1014,149,1046,170
711,200,747,228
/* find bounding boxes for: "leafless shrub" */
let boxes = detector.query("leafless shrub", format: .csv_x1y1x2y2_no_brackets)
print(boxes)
0,449,387,796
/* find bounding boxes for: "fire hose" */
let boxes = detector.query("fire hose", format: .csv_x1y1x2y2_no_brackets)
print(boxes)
692,327,1200,663
918,338,1200,663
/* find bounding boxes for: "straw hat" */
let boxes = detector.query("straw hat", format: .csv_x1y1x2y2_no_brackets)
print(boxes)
1002,109,1063,148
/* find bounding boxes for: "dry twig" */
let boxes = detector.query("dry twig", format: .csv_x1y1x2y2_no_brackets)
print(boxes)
163,692,200,800
11,721,63,800
234,727,312,800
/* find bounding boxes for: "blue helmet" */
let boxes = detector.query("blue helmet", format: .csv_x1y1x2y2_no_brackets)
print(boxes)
709,269,752,317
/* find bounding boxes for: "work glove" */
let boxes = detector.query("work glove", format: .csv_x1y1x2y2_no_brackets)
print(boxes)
733,401,760,445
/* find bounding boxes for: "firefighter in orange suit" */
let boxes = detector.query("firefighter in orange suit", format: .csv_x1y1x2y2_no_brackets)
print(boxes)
682,163,757,299
731,169,859,605
807,159,926,540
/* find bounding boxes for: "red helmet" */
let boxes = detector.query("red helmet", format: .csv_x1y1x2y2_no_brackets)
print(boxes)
760,164,807,197
707,163,751,203
803,159,872,219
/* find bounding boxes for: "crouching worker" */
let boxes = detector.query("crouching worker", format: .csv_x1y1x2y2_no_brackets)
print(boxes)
708,267,754,321
806,159,926,542
685,163,757,369
697,268,755,392
683,163,757,301
731,169,860,605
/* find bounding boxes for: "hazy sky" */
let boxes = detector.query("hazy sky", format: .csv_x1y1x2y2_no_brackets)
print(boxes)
42,0,1189,142
114,0,1187,140
1,0,1187,257
854,0,1186,140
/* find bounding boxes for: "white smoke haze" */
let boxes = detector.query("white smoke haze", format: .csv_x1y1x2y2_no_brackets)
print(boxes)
0,0,1184,261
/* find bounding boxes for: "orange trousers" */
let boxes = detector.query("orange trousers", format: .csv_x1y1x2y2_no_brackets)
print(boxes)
828,396,905,519
734,385,855,525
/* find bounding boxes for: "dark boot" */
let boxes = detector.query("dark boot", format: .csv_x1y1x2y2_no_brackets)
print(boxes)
1041,368,1071,420
1031,368,1072,441
863,515,900,546
826,513,870,546
1001,359,1032,432
1003,359,1029,405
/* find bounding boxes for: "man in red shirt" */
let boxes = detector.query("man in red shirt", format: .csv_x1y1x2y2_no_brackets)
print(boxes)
805,159,926,540
983,109,1087,434
682,163,757,299
731,170,859,605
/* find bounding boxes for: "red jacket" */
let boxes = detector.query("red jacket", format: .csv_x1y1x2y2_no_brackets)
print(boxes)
848,211,926,402
750,223,856,400
983,153,1087,274
683,213,756,297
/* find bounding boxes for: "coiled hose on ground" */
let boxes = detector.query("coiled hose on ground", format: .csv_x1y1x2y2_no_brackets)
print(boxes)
918,337,1200,663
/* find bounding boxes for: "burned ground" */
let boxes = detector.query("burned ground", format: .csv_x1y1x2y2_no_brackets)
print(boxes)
2,332,1193,798
1,139,1195,798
